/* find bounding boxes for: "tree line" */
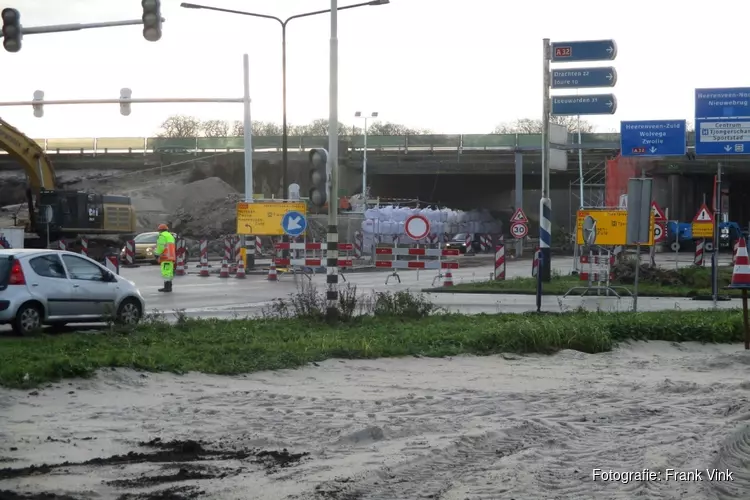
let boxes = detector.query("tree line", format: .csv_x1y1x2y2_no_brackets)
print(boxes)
155,114,627,138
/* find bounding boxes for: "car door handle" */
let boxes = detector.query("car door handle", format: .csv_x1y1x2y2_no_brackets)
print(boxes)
72,284,79,288
31,283,39,287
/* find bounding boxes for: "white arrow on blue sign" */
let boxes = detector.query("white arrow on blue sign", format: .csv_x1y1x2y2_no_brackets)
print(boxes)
620,120,687,157
694,87,750,156
281,210,307,236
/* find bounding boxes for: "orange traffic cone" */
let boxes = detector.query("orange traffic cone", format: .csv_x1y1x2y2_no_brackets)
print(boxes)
175,255,186,276
235,259,246,279
267,262,278,282
443,270,454,287
729,237,750,288
219,259,229,278
199,259,210,277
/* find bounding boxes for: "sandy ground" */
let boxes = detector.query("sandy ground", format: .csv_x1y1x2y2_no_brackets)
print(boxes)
1,341,750,500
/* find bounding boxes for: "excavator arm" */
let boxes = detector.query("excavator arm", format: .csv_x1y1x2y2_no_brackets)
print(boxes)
0,117,57,191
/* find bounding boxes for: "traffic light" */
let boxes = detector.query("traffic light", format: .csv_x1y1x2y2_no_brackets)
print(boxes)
2,8,22,53
141,0,162,42
120,88,132,116
32,90,43,118
308,148,329,207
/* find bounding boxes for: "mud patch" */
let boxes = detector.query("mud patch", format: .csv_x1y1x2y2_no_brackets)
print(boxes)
0,438,310,499
116,485,205,500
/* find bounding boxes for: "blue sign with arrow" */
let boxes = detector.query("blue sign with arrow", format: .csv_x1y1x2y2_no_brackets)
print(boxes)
550,40,617,62
551,67,616,89
620,120,687,157
281,210,307,237
695,87,750,156
551,94,617,116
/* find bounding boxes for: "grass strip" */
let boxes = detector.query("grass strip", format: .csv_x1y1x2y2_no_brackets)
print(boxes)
0,309,744,390
427,265,737,296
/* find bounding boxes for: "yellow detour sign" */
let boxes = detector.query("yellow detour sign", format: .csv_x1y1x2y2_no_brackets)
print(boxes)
576,209,655,246
236,201,307,236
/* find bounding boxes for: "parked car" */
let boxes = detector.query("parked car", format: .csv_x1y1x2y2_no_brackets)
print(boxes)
0,249,145,335
445,233,482,254
121,231,184,264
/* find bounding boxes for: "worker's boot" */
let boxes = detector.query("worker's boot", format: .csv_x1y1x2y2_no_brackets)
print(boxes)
165,280,173,292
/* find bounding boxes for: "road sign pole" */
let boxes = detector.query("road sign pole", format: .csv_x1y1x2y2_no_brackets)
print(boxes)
326,0,340,316
242,53,255,269
713,161,722,306
514,152,523,258
540,38,552,283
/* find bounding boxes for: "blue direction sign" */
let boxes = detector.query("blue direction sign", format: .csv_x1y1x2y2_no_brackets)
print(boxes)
281,210,307,236
551,40,617,63
695,87,750,156
551,67,616,89
551,94,617,116
620,120,687,157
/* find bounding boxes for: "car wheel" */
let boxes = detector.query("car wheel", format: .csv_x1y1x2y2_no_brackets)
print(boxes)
116,298,142,326
12,302,43,336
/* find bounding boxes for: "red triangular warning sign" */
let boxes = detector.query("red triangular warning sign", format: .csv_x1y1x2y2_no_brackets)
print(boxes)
511,208,528,223
692,203,714,223
651,201,666,221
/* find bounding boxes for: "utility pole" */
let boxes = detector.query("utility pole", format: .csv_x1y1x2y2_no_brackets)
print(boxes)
326,0,340,316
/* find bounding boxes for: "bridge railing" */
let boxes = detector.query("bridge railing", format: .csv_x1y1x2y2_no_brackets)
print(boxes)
23,131,698,154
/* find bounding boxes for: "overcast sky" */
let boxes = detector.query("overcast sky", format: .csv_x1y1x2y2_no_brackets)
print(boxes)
1,0,746,138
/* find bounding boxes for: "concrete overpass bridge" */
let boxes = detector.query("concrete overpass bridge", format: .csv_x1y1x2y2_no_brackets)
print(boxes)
2,133,749,227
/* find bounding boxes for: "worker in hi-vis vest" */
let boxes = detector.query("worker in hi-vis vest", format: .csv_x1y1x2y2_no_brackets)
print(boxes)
154,223,176,292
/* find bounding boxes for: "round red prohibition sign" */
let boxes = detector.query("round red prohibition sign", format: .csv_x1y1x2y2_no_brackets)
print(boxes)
510,222,529,238
405,214,431,240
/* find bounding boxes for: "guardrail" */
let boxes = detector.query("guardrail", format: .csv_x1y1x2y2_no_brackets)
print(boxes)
14,132,698,155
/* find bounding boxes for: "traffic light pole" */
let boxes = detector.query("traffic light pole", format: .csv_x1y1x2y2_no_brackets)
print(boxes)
0,97,242,106
326,0,340,317
0,18,165,37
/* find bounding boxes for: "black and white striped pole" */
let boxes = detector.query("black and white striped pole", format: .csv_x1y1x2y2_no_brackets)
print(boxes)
326,0,340,317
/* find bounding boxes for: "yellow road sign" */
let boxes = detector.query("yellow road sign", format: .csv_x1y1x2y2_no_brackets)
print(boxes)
576,209,655,246
236,201,307,236
691,222,714,239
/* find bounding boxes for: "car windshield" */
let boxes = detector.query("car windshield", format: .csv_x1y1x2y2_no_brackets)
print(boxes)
134,233,159,244
0,256,11,288
452,233,467,241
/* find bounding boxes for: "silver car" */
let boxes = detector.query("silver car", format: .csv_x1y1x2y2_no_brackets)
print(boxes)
0,249,145,335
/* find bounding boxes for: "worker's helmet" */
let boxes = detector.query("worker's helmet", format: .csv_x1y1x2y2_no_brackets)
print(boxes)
157,223,169,231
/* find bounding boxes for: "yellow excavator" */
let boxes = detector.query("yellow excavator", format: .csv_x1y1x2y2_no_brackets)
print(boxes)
0,117,136,253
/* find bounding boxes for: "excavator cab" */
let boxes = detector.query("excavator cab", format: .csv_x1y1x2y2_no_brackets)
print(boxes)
35,189,136,238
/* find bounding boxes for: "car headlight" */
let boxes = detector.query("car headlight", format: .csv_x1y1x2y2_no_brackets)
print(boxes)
146,247,153,254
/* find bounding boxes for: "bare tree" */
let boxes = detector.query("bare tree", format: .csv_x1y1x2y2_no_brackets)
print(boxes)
492,116,596,134
202,119,229,137
253,121,283,136
230,120,243,137
157,115,203,138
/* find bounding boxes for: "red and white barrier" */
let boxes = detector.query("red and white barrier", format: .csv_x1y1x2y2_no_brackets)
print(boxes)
175,239,186,276
273,242,355,269
579,254,614,281
532,247,539,277
199,239,210,277
694,239,705,266
375,247,460,270
105,254,119,274
732,240,740,265
232,237,242,273
80,237,88,257
57,239,67,251
354,231,363,259
256,236,262,256
494,243,505,280
480,235,491,253
124,240,135,266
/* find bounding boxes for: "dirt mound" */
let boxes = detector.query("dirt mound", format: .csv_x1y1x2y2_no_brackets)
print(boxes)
160,178,239,240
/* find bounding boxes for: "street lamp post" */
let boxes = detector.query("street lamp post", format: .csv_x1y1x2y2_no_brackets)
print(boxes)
180,1,389,199
354,111,378,204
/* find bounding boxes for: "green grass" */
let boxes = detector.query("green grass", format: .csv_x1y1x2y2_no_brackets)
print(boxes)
426,263,738,297
0,308,745,390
